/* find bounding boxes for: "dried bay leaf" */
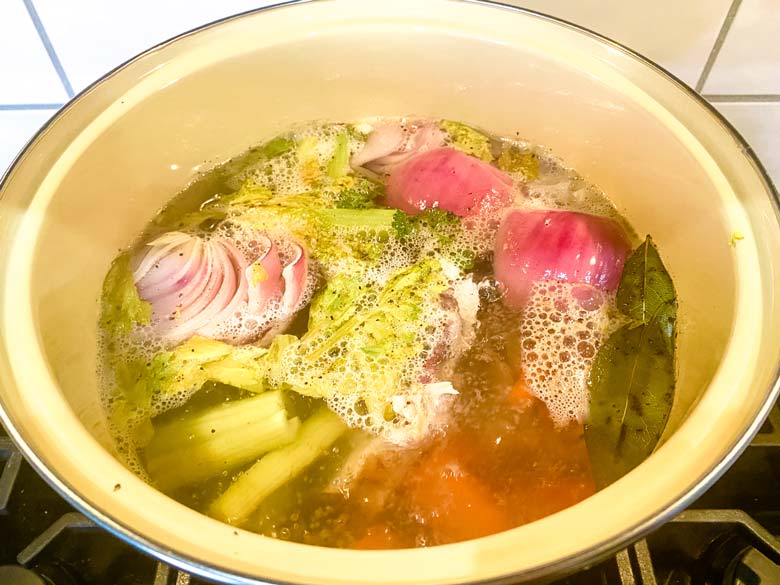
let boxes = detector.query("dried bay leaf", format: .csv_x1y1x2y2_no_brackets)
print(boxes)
617,235,677,352
586,323,674,486
585,236,676,487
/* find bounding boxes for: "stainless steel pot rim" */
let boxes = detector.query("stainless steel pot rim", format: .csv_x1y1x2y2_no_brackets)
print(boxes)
0,1,778,583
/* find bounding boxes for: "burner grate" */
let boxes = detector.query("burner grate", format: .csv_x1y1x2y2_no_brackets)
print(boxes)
616,541,657,585
754,405,780,447
0,436,22,513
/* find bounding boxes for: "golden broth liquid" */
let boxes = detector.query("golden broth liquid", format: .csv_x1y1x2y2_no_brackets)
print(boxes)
158,302,594,548
102,119,634,549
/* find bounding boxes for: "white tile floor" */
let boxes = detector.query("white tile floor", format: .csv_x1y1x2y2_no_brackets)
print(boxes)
511,0,735,87
715,102,780,183
703,0,780,95
31,0,271,94
1,0,778,188
0,0,68,103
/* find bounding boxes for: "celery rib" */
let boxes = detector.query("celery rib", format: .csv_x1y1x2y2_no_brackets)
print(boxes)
326,131,349,178
147,413,299,491
147,391,286,453
316,208,396,228
144,391,298,491
202,357,266,393
209,408,347,525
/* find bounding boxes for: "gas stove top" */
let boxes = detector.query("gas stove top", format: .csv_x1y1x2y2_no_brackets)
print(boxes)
2,404,779,585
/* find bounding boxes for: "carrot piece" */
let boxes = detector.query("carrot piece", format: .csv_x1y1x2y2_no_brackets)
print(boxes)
509,473,596,525
501,420,597,525
352,523,408,550
407,445,511,543
507,375,535,410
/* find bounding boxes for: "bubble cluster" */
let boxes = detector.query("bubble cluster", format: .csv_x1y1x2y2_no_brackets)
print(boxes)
520,281,618,425
229,123,366,197
396,211,500,274
276,283,475,444
96,342,156,479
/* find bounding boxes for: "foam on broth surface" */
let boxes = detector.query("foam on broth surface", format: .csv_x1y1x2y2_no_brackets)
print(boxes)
97,118,643,548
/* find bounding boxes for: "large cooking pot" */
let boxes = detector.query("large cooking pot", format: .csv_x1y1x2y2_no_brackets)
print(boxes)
1,1,779,583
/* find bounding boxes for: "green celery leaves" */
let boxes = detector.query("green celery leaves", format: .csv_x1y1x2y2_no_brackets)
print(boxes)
440,120,493,162
100,252,151,336
496,145,539,180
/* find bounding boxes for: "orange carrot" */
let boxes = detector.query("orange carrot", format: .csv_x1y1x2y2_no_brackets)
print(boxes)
406,444,511,543
501,419,597,525
509,473,596,525
507,375,535,410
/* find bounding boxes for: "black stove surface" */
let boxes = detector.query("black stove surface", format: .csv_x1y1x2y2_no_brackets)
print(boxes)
2,403,779,585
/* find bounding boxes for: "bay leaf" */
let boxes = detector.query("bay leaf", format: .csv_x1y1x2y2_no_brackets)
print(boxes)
586,323,675,487
585,235,677,487
616,236,677,352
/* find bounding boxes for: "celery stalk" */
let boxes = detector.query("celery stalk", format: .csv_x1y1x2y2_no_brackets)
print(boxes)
144,391,297,491
147,391,286,454
326,131,350,178
147,412,300,491
201,357,268,393
209,408,347,524
316,208,396,228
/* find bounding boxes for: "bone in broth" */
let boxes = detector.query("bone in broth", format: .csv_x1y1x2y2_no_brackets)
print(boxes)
98,118,678,548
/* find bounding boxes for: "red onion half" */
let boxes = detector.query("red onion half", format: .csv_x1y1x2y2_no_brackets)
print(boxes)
386,147,513,217
494,209,631,308
133,231,309,344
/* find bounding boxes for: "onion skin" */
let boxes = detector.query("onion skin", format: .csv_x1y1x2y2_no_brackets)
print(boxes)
280,243,308,312
133,231,309,344
351,121,445,174
244,235,283,314
494,209,631,308
386,147,513,217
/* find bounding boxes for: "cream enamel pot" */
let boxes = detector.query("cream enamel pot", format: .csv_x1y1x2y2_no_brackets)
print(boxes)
1,1,779,583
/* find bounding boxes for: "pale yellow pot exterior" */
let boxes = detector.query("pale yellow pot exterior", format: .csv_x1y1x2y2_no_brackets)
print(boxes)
1,1,779,584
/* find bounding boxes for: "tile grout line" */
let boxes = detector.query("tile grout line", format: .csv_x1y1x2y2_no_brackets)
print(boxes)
695,0,743,93
21,0,75,98
0,103,64,111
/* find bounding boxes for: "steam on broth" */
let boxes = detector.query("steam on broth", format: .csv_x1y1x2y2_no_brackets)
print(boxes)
98,118,677,548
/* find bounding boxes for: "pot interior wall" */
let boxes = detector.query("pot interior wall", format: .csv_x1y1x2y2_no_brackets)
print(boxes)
1,2,777,584
32,22,734,450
